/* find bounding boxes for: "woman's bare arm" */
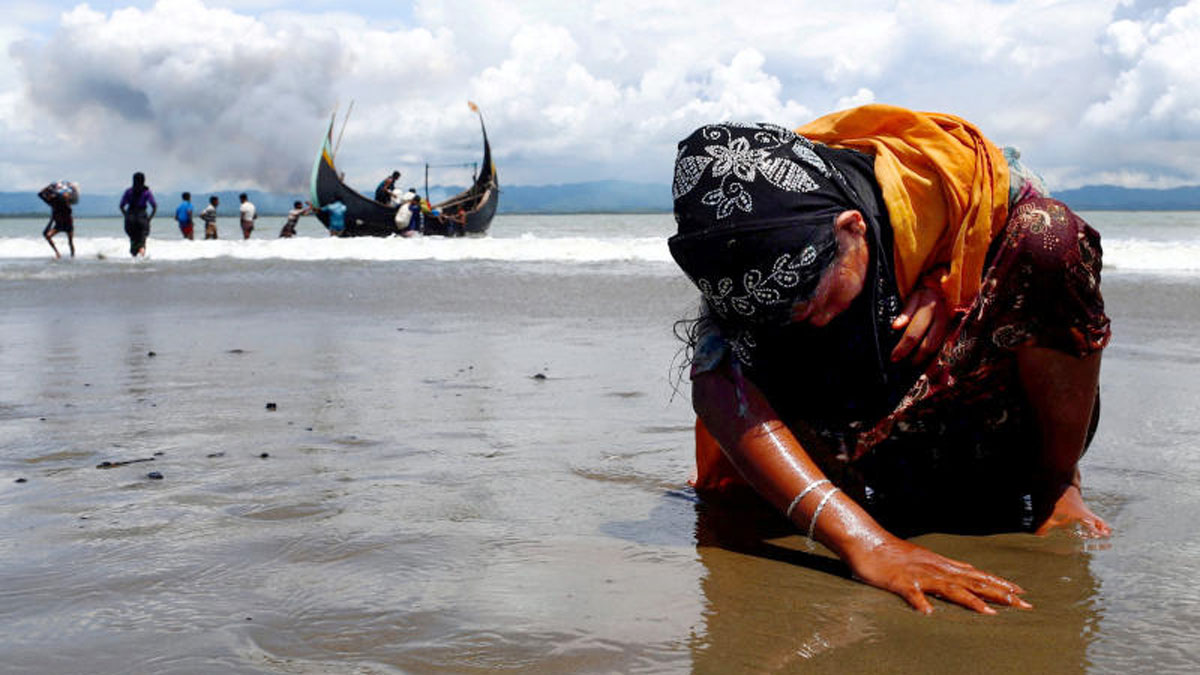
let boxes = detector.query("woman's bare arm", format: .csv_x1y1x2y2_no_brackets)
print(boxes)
692,361,1032,614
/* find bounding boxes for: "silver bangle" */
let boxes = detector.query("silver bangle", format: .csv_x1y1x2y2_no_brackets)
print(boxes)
784,479,831,521
806,487,841,541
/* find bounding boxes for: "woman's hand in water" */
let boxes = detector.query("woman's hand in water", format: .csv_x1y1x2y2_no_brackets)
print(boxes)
890,273,951,364
845,534,1032,615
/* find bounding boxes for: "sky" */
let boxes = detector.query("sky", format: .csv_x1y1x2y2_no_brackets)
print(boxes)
1,0,1198,194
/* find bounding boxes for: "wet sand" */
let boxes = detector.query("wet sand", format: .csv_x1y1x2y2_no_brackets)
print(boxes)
0,259,1197,673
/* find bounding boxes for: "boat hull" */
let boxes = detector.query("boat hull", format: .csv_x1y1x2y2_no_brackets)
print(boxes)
310,110,498,238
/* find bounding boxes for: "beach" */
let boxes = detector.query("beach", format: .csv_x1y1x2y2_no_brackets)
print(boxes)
2,212,1199,673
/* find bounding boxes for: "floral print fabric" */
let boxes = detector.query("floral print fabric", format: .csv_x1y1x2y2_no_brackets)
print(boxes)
847,197,1109,529
689,197,1111,531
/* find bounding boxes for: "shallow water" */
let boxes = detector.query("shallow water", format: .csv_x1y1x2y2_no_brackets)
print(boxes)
1,214,1198,673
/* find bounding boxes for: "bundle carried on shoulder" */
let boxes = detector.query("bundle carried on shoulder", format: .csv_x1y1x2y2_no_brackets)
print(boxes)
40,181,80,205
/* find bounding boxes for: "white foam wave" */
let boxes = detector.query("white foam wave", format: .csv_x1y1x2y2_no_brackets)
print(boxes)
0,233,673,264
1104,239,1200,273
1,234,1198,274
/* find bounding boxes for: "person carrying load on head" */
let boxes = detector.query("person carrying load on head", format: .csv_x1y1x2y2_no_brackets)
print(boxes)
38,180,78,259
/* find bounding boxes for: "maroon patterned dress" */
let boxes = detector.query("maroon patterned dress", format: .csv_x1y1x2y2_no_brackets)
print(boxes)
846,197,1110,531
689,196,1111,533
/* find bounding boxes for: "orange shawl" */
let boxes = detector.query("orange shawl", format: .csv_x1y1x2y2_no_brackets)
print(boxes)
796,104,1010,309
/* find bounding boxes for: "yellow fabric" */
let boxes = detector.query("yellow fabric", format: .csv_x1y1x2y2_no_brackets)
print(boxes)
796,104,1010,309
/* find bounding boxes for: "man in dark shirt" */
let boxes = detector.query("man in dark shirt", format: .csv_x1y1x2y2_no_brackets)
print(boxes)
375,170,401,204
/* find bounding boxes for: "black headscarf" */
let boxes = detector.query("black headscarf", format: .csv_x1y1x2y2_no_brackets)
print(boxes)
670,123,847,327
670,122,911,423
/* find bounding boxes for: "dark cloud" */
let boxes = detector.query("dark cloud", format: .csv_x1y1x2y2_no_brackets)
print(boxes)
12,2,345,191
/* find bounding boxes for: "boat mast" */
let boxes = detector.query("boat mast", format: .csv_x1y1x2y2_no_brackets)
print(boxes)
333,100,355,159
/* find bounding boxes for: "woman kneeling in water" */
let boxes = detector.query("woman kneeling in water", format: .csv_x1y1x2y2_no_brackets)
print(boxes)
670,106,1111,614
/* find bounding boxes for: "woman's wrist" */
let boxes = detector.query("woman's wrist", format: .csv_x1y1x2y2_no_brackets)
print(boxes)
791,486,893,564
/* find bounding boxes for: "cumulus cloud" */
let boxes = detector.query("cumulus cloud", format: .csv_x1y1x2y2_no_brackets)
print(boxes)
1085,2,1200,134
4,0,1200,192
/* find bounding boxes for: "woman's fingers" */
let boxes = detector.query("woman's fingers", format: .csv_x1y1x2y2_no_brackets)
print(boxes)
962,578,1034,609
938,561,1027,595
914,304,949,363
891,289,922,330
898,583,935,615
934,585,996,615
891,304,932,361
891,286,952,363
908,576,1029,614
891,289,946,362
894,564,1031,614
855,537,1030,615
929,568,1038,613
890,289,925,331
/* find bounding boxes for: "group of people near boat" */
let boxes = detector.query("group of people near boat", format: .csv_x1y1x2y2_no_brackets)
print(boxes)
373,169,467,237
36,172,339,258
38,167,466,255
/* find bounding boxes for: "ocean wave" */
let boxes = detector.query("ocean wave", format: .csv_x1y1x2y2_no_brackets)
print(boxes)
0,234,674,264
0,234,1197,274
1103,239,1200,273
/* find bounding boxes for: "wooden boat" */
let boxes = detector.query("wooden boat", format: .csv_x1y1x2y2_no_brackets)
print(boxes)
309,103,498,237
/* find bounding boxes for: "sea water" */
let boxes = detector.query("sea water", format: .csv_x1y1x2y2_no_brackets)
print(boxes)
2,211,1199,673
2,211,1198,275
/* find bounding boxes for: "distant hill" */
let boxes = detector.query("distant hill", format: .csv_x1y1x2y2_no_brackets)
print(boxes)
498,180,669,213
1051,185,1200,211
4,181,1200,217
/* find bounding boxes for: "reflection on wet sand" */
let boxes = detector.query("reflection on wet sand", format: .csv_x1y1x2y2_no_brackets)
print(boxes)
691,496,1099,674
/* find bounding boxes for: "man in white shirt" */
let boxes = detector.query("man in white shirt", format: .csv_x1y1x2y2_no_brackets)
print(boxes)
239,193,257,239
